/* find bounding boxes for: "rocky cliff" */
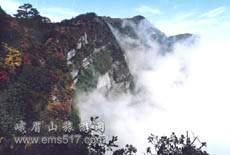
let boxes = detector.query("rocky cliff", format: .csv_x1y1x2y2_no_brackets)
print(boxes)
0,10,194,136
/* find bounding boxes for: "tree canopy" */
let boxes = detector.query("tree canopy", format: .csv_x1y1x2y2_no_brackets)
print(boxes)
14,3,39,19
0,6,6,14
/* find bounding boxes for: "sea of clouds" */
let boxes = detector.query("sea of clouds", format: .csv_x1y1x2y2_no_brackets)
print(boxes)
76,14,230,155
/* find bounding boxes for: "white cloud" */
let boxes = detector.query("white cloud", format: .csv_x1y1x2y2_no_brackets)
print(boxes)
136,5,161,15
77,8,230,155
154,7,230,37
174,12,198,21
0,0,20,15
200,6,226,18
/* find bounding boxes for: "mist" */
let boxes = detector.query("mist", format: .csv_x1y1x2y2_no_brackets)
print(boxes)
76,17,230,155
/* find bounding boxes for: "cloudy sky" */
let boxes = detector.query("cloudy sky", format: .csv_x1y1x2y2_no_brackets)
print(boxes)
0,0,229,35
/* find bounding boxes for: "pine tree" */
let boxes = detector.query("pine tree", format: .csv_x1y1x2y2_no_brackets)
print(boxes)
14,3,39,19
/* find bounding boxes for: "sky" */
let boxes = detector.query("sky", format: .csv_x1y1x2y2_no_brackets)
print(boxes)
0,1,229,23
0,0,230,36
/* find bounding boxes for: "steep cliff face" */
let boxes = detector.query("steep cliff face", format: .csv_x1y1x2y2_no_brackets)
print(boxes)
61,13,133,93
0,10,194,135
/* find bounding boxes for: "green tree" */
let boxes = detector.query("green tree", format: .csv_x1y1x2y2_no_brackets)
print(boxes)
14,3,39,19
0,6,6,14
146,132,209,155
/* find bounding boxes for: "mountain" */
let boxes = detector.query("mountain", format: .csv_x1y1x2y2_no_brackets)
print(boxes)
104,15,194,53
0,9,195,154
0,10,195,132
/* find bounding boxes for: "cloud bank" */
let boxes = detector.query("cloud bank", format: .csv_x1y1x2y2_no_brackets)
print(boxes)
76,9,230,154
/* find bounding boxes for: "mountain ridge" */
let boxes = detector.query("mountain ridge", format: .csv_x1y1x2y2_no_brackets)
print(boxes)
0,9,194,134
